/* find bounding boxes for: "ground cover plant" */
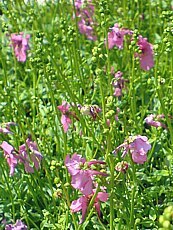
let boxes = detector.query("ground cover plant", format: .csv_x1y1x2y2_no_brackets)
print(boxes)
0,0,173,229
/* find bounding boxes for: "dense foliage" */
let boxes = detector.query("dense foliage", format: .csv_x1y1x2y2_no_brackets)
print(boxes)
0,0,173,229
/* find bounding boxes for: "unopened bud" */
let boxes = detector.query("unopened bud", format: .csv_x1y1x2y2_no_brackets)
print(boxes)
115,161,129,173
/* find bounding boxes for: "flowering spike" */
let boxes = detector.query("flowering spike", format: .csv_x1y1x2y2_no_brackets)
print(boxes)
0,122,16,134
65,154,107,195
70,189,108,223
107,23,132,49
145,114,167,129
19,138,43,173
113,135,151,164
0,141,18,176
10,33,30,62
137,35,154,71
58,101,72,133
5,219,27,230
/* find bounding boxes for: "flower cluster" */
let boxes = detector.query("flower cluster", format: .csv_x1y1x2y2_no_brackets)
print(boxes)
10,33,30,62
65,154,107,195
107,23,132,49
57,101,72,133
19,138,43,173
0,122,16,134
112,71,128,97
113,135,151,164
65,153,108,223
136,35,154,71
58,102,101,133
145,114,168,129
74,0,97,40
0,138,43,176
5,219,27,230
107,23,154,71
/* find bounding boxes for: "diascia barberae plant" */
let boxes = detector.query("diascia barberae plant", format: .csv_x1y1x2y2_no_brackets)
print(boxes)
0,0,173,229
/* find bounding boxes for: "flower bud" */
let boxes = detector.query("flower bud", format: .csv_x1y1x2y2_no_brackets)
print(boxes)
162,220,170,228
54,177,60,184
159,215,164,224
115,161,129,173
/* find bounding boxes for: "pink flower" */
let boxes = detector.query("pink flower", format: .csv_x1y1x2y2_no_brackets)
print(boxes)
5,219,27,230
0,122,16,134
78,19,97,41
10,33,30,62
70,190,108,223
57,101,70,114
58,101,72,133
74,0,97,40
106,119,111,127
0,138,42,175
113,135,151,164
0,141,18,176
115,107,120,121
19,138,43,173
145,114,167,128
65,154,107,195
107,23,132,49
112,71,127,97
94,191,108,216
137,35,154,71
74,0,93,9
71,196,88,224
74,0,84,9
129,136,151,164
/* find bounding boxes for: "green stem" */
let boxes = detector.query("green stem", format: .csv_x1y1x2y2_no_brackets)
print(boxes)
129,161,137,229
0,164,15,220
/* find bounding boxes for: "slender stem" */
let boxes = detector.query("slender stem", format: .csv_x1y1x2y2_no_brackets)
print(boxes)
0,164,15,220
129,160,137,229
